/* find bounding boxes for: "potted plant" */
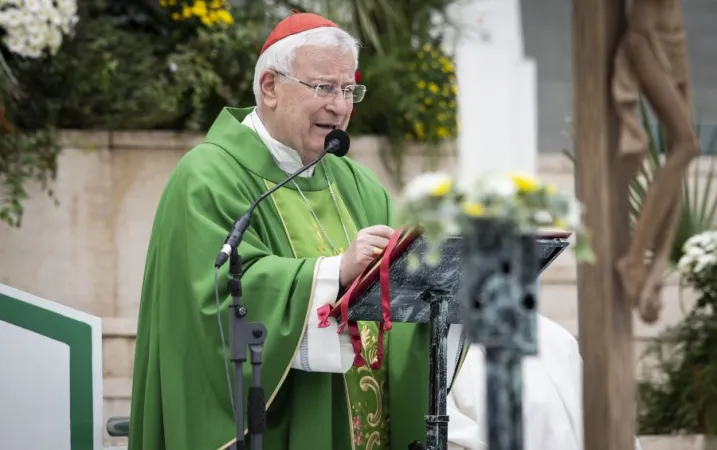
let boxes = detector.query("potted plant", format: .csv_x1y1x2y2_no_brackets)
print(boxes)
638,230,717,448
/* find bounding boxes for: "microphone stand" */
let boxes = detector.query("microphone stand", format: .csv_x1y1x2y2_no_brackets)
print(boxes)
228,244,267,450
216,130,350,450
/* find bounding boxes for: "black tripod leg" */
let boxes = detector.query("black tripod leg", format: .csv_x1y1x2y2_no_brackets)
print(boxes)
248,329,266,450
425,295,450,450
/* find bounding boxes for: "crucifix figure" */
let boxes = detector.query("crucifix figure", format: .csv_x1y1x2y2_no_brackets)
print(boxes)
612,0,700,323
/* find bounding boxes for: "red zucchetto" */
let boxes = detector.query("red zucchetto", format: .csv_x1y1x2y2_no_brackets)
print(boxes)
260,12,340,55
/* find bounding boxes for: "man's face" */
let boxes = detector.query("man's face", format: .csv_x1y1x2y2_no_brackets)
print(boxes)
273,45,356,161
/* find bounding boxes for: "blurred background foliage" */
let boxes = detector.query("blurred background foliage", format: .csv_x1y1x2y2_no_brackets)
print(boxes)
0,0,460,225
7,0,459,137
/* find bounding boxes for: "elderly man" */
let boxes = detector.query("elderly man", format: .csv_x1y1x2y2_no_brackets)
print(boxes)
128,12,433,450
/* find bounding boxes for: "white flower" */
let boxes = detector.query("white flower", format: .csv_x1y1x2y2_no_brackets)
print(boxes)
24,0,42,11
0,0,78,59
481,177,516,198
565,200,582,229
677,254,692,274
694,254,717,273
679,229,717,280
402,172,453,201
533,210,553,225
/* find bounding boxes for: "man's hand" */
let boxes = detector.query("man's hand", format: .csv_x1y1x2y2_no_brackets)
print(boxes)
339,225,394,288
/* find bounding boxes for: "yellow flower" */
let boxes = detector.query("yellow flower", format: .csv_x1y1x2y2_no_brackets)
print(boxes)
414,122,425,139
510,173,539,193
428,82,439,93
417,80,426,89
462,202,485,217
171,11,180,20
430,179,452,197
437,127,450,139
192,0,208,16
216,9,233,24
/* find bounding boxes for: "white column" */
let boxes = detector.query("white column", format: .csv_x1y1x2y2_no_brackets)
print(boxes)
446,0,537,189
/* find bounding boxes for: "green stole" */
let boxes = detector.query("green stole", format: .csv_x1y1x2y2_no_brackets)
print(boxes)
266,175,390,449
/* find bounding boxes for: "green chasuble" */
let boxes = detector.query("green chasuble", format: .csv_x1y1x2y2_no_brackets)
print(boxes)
129,106,432,450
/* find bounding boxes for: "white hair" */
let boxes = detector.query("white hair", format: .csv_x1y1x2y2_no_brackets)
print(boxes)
252,26,361,105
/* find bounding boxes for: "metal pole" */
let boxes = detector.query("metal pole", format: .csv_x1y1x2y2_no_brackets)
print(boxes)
460,217,539,450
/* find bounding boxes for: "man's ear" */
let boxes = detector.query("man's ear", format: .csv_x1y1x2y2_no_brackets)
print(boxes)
260,71,279,109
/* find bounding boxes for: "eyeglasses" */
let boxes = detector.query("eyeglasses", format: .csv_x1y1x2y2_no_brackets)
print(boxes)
274,71,366,103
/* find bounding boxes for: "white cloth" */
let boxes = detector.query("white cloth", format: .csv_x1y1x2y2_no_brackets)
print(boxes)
447,315,583,450
447,315,642,450
241,109,352,373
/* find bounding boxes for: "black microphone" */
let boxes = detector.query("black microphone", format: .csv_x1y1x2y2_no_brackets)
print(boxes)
214,129,350,268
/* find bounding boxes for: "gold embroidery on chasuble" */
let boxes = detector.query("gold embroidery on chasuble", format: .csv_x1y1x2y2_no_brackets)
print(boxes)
264,179,391,449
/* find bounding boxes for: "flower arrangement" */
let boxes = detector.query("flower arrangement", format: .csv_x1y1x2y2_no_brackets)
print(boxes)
397,171,595,263
404,43,458,142
160,0,234,27
0,0,78,59
677,230,717,305
638,229,717,435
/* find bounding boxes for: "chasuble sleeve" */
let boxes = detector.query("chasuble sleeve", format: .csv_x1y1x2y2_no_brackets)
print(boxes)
133,146,326,448
290,254,355,373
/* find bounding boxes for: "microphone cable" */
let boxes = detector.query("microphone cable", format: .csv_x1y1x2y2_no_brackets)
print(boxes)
215,267,237,417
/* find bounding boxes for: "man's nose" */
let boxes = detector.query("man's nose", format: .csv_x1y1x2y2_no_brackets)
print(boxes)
326,92,350,115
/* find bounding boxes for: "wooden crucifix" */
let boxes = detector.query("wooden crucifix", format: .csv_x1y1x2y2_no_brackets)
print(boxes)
612,0,700,323
574,0,698,449
573,0,635,449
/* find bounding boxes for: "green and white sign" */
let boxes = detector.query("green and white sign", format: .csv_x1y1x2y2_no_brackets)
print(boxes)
0,283,103,450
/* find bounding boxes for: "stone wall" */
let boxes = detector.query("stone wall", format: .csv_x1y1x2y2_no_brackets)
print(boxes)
0,131,714,446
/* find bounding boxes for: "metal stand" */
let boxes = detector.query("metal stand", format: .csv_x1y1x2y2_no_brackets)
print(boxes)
409,290,451,450
228,248,268,450
426,291,451,450
461,218,539,450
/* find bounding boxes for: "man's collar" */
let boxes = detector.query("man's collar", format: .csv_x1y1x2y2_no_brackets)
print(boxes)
203,106,330,191
242,108,313,177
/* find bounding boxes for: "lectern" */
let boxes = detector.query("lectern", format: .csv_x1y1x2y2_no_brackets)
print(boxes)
333,222,569,450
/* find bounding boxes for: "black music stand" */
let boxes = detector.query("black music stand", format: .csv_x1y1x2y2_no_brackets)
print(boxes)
342,226,569,450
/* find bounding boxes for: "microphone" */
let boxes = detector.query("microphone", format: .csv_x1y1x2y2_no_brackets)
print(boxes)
214,128,350,268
